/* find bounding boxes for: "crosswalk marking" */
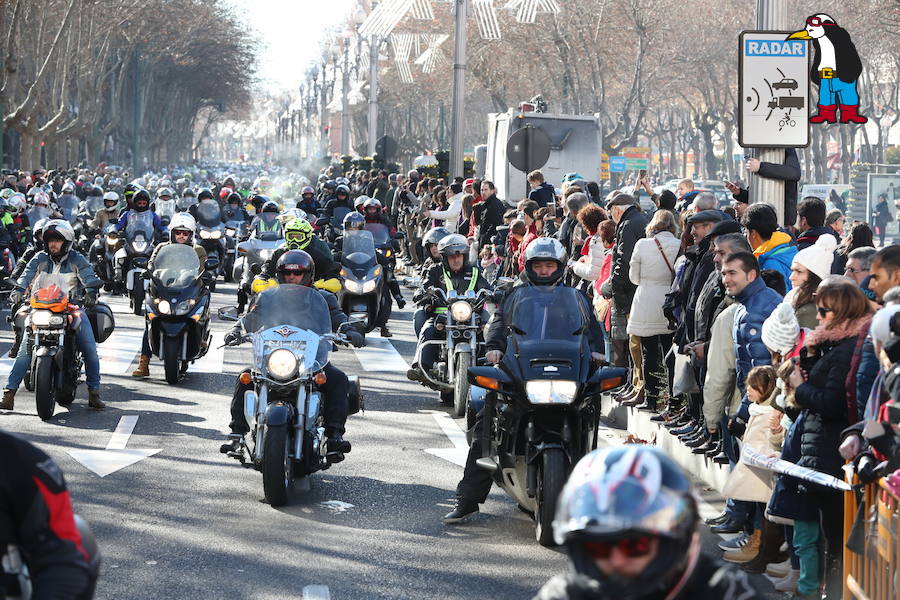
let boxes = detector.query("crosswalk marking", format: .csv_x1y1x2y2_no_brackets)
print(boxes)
191,330,226,373
97,329,144,375
351,332,409,372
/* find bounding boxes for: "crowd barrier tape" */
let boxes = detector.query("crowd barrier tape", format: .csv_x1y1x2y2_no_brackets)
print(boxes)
741,445,852,491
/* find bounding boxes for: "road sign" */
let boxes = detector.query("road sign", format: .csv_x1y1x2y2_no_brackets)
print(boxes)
600,153,610,180
506,125,552,173
739,30,810,148
609,156,626,173
622,147,650,170
375,135,398,159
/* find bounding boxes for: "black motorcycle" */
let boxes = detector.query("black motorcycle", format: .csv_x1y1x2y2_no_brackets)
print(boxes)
466,285,626,546
195,200,225,290
115,211,155,315
144,244,212,383
337,228,388,334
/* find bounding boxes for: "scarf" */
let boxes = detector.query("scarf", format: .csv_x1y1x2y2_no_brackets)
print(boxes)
805,314,872,351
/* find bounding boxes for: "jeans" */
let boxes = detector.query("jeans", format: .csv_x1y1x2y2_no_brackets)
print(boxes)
818,76,859,106
639,333,673,406
793,520,820,595
6,319,101,390
413,309,428,338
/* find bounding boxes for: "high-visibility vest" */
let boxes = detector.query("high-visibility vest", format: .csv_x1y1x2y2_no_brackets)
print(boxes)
435,267,479,313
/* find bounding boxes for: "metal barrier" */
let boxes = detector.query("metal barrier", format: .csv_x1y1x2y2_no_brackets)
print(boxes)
843,471,900,600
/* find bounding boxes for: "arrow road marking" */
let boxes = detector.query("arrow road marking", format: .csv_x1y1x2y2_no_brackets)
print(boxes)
67,415,161,477
425,412,469,467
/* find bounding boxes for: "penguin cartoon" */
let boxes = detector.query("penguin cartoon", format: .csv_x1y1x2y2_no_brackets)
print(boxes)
788,14,867,124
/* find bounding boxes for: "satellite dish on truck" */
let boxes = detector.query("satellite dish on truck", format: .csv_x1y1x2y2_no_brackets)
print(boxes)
506,125,551,174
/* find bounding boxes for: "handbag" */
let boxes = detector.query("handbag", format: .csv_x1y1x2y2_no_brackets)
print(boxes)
672,351,699,396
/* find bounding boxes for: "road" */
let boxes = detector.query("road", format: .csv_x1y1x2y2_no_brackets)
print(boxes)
0,281,779,599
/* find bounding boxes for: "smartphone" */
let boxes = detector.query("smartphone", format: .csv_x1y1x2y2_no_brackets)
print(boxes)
722,180,732,187
638,169,647,179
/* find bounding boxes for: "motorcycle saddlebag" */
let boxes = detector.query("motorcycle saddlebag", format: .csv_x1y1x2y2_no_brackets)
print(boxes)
347,375,363,415
86,303,115,343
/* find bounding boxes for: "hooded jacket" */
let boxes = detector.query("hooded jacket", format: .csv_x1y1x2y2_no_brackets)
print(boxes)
754,231,797,291
733,275,783,421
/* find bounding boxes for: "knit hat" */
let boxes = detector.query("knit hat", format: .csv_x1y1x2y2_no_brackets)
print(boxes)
762,301,801,356
871,304,900,347
792,234,837,281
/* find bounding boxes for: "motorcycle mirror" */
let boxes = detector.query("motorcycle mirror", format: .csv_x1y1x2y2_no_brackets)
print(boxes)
205,258,220,270
217,306,240,321
314,217,328,227
251,263,262,275
495,277,514,290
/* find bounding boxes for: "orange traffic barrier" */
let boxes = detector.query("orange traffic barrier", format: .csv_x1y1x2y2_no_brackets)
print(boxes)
843,470,900,600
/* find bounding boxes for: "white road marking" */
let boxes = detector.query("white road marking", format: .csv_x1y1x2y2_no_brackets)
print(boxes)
302,585,331,600
425,412,468,467
67,415,161,477
0,352,15,380
318,500,354,514
191,330,226,373
351,332,409,372
97,329,143,375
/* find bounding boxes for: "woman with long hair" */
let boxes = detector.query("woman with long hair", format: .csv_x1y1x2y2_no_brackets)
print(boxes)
834,222,874,273
787,235,836,329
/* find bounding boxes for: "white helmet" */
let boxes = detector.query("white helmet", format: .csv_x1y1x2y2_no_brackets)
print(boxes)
32,217,49,243
102,191,120,212
169,212,196,243
42,219,75,256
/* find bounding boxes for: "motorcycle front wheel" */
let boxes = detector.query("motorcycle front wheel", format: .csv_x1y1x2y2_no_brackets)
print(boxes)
535,448,566,547
452,353,471,418
34,356,57,421
163,336,182,384
261,425,292,506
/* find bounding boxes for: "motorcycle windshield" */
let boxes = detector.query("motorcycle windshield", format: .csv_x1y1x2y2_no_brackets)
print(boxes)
155,199,176,218
27,206,50,225
176,197,197,211
363,223,390,245
151,244,200,290
331,207,351,228
244,284,331,336
57,196,79,224
196,200,222,227
126,212,154,245
84,197,104,217
30,271,75,303
342,230,376,265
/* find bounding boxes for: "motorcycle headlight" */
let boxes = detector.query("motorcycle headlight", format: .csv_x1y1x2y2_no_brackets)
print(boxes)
525,380,577,405
174,299,196,315
450,300,473,322
133,240,147,252
266,349,298,380
259,249,273,259
156,299,171,314
105,236,118,246
344,278,364,294
210,229,222,239
199,229,211,239
31,310,64,327
226,228,236,237
362,279,377,293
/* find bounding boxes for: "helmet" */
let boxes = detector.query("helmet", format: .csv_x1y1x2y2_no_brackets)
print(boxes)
261,200,279,214
354,195,369,211
156,187,173,199
103,191,120,213
275,249,315,285
123,183,139,202
278,208,307,224
553,446,699,599
301,186,315,197
8,193,25,213
437,234,469,271
335,177,349,186
363,197,382,215
323,179,337,191
218,186,233,200
181,187,196,198
61,182,76,194
284,218,313,250
197,188,214,201
343,212,366,231
88,185,103,197
169,212,196,243
81,183,94,197
132,189,151,211
94,176,105,186
32,217,49,245
335,184,350,198
26,186,42,199
226,192,242,205
42,219,75,257
423,226,451,256
32,192,50,207
523,237,567,285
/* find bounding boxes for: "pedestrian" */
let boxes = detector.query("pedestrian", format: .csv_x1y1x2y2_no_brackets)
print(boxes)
474,180,504,255
834,222,874,274
871,192,891,246
743,203,797,290
825,208,845,238
795,196,838,250
623,210,680,411
788,235,837,329
526,170,555,208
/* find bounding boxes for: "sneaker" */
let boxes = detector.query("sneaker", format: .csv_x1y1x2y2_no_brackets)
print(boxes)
722,530,761,563
766,558,792,578
718,531,748,551
442,499,479,524
773,569,800,593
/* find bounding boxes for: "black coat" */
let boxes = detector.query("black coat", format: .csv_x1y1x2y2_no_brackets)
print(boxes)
475,194,505,251
528,182,555,208
795,334,858,478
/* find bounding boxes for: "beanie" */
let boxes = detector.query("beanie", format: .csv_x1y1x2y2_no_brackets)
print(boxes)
762,301,801,356
792,234,837,281
871,304,900,348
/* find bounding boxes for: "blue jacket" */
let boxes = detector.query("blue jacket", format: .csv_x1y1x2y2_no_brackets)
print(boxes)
732,275,783,421
757,241,797,292
16,250,102,294
115,210,162,231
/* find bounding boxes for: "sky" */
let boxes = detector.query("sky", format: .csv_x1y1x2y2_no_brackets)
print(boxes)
225,0,354,92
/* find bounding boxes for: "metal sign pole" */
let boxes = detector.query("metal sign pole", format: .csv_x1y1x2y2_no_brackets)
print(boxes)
367,35,379,157
449,0,467,180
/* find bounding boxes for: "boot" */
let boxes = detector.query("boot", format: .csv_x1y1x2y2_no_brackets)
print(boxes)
741,518,786,573
722,529,761,563
132,354,151,377
839,104,868,124
380,325,392,338
0,389,14,410
88,389,105,410
621,390,645,407
809,104,837,124
326,435,351,463
442,498,479,524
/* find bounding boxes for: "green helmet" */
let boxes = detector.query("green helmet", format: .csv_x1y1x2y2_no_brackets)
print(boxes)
284,217,313,250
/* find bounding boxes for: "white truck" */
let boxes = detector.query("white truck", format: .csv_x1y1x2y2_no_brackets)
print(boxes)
482,108,603,205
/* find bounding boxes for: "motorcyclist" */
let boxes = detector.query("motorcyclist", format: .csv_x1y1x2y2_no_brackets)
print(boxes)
419,226,451,275
322,184,353,219
220,250,363,462
0,429,99,599
89,191,121,231
131,212,208,378
115,189,162,234
534,446,765,600
249,200,282,238
407,234,491,382
177,187,197,212
262,218,340,288
223,192,250,223
0,220,104,411
298,186,319,217
442,237,604,523
362,198,395,234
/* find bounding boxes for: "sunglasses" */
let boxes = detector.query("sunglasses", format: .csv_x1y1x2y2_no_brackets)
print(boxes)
817,306,834,317
845,267,868,274
583,536,654,559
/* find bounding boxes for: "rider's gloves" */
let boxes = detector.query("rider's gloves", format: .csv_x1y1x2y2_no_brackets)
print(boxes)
9,289,21,306
224,329,242,346
346,329,365,348
83,289,98,307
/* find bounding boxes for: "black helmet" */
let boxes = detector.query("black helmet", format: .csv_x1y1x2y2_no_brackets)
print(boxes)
197,187,214,201
123,183,139,201
343,212,365,231
335,184,350,198
553,446,699,599
323,179,337,191
423,226,451,256
132,189,151,211
226,192,242,205
42,219,75,258
275,249,315,286
437,234,469,271
523,237,566,286
261,200,279,213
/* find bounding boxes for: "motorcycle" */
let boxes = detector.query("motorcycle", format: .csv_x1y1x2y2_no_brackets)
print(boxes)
218,285,362,506
195,200,225,290
94,224,123,291
20,273,114,420
336,228,388,335
317,206,351,245
416,287,491,417
114,211,155,315
155,198,177,228
465,285,626,545
76,197,104,254
144,244,212,384
223,213,249,283
236,216,283,305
